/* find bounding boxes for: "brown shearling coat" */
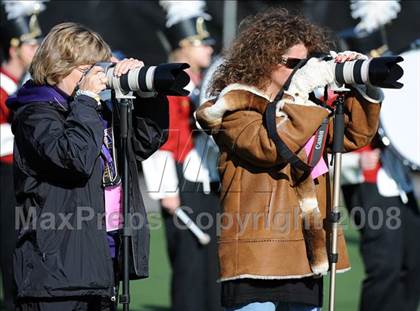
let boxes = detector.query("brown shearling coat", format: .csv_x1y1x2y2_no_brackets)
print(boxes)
195,84,381,281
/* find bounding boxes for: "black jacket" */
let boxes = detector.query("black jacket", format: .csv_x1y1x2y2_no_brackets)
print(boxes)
8,81,168,298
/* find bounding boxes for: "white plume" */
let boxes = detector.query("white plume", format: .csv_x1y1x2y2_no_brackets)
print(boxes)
3,0,47,20
160,0,210,28
350,0,401,34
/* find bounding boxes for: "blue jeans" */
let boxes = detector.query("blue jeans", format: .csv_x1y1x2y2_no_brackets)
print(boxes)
225,301,320,311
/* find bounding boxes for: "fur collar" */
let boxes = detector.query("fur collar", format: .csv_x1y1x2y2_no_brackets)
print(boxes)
219,83,271,101
197,83,272,126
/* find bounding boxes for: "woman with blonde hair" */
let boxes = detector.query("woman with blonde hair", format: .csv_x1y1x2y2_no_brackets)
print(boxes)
7,22,169,310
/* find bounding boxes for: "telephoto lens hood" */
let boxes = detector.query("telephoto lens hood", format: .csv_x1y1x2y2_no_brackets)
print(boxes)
139,63,191,96
366,56,404,89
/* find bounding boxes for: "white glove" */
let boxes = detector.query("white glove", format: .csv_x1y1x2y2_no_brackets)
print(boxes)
284,58,335,106
350,0,401,34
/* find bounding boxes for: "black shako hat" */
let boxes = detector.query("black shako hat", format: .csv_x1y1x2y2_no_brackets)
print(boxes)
159,0,214,52
0,1,45,49
341,0,402,57
339,27,390,57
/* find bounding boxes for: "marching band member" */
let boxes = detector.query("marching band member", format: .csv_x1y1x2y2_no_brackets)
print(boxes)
0,1,45,310
142,1,221,310
340,2,420,309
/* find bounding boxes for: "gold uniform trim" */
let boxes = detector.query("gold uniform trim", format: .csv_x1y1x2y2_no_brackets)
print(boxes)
10,14,42,47
178,17,210,48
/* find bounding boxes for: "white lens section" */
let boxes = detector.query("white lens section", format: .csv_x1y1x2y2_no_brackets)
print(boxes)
105,69,114,88
128,67,140,91
106,67,122,91
361,59,371,84
343,60,356,84
146,66,157,91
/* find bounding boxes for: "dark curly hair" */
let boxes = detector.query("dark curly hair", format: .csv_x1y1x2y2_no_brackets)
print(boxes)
209,8,332,96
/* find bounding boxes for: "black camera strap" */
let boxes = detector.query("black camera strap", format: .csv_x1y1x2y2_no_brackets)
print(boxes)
264,60,333,184
264,60,313,185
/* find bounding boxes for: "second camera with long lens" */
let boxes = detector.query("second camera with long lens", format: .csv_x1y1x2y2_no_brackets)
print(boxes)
97,62,191,96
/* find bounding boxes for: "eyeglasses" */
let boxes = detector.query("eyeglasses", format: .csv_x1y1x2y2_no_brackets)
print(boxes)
74,65,94,87
75,65,93,75
280,56,305,69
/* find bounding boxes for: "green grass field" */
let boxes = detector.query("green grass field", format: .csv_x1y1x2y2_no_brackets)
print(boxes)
0,212,366,311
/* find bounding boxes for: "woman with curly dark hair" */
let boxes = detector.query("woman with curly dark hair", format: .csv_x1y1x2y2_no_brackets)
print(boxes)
196,8,383,311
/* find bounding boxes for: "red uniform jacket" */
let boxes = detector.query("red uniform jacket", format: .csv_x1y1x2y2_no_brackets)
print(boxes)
0,68,18,164
160,95,194,163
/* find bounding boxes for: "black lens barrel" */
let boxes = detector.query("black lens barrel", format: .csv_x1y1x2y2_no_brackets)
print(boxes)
353,60,364,84
137,66,149,92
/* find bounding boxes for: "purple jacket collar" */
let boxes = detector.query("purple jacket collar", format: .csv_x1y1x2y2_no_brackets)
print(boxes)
7,80,71,111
